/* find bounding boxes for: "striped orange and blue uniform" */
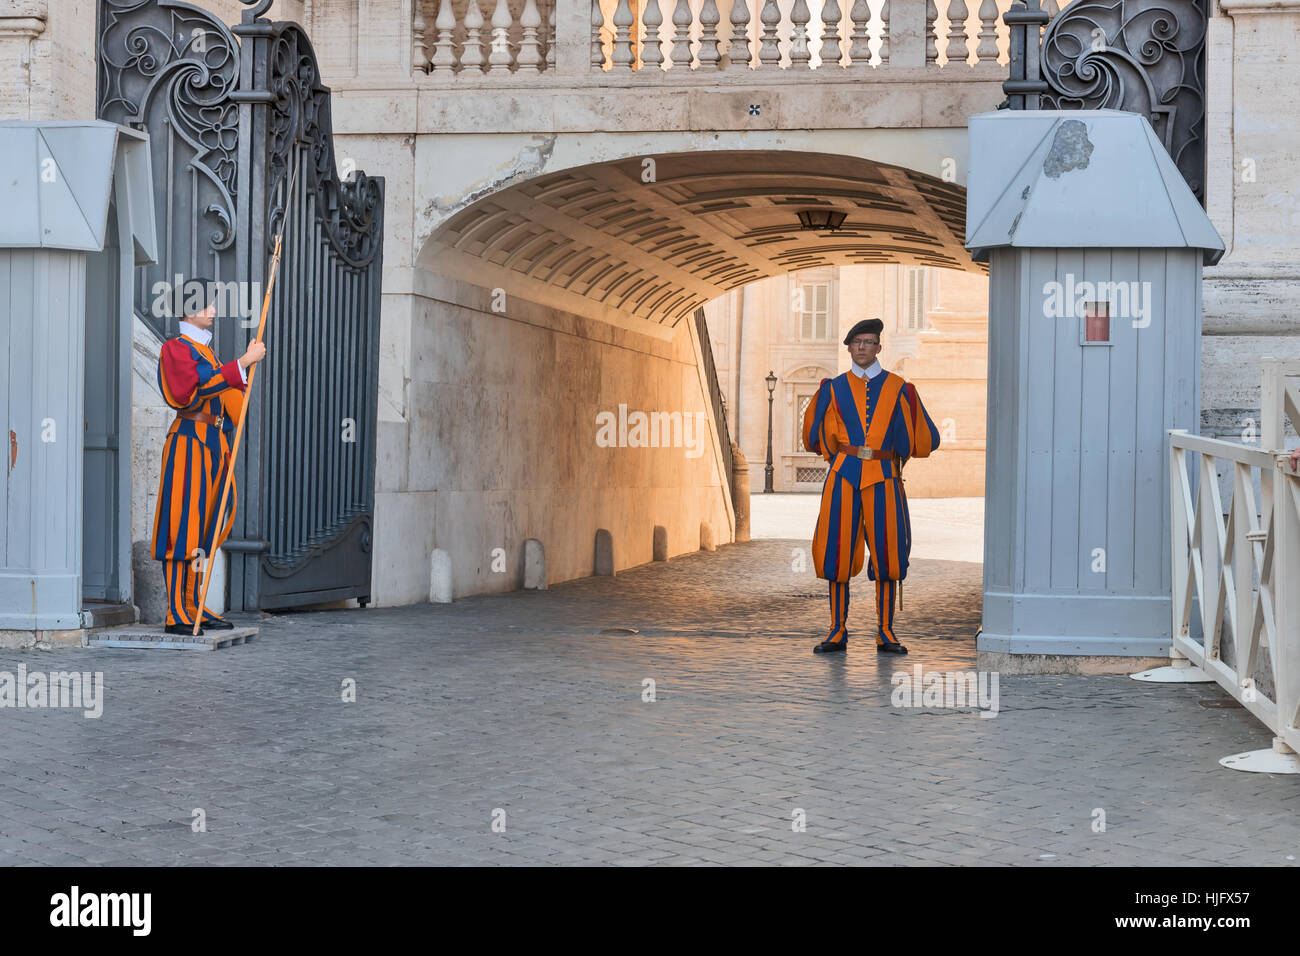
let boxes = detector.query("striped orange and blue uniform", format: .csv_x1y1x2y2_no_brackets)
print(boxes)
801,369,939,645
149,334,246,627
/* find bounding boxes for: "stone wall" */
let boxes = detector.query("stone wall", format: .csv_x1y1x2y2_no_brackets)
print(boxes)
894,268,987,498
1201,2,1300,444
0,0,90,119
370,272,734,606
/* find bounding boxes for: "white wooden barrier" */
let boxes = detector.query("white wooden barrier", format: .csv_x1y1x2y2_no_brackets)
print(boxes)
1167,358,1300,767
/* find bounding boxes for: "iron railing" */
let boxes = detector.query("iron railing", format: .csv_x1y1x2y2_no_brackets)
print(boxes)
695,308,734,494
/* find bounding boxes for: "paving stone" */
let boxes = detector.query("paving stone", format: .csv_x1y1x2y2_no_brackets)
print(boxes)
0,541,1295,864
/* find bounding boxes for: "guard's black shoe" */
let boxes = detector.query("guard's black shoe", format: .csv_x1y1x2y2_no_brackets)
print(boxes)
165,623,202,637
200,617,234,631
877,641,908,654
814,638,848,654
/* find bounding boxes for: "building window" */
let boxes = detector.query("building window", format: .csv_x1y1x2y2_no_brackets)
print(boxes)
1082,301,1111,345
796,392,815,447
796,281,833,341
904,268,928,330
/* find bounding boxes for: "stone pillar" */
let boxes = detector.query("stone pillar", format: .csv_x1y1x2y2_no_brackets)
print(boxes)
738,275,773,494
700,522,716,551
358,0,413,76
594,528,614,575
556,0,599,73
731,442,751,542
0,0,95,120
652,525,668,561
429,548,452,602
1201,2,1300,443
523,537,546,588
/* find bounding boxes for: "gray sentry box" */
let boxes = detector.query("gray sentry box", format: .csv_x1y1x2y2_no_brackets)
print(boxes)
965,109,1224,662
0,121,157,641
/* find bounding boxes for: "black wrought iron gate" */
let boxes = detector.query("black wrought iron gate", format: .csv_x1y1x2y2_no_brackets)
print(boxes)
97,0,385,610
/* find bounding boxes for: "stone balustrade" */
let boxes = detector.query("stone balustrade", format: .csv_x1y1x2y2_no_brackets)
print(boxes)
410,0,1061,77
415,0,555,74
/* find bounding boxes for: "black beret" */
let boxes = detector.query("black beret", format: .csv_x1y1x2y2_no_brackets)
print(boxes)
180,275,218,313
843,318,884,345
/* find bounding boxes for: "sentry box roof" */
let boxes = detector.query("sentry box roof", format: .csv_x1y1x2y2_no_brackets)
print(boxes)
0,120,157,264
965,109,1224,266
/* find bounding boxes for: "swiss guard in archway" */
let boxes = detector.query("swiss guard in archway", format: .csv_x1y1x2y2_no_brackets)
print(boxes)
801,318,940,655
150,277,266,636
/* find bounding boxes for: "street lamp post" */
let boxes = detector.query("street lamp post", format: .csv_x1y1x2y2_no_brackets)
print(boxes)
764,370,777,493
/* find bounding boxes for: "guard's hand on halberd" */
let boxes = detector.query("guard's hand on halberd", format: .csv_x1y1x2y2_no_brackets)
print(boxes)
241,340,267,368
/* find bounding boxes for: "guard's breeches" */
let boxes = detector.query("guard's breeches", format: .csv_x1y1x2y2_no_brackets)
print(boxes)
812,475,911,583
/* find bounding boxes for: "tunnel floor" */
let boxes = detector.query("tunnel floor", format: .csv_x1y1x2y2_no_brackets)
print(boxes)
0,536,1293,866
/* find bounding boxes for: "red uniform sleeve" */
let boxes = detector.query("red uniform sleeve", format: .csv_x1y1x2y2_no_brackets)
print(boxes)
219,360,246,391
159,339,199,409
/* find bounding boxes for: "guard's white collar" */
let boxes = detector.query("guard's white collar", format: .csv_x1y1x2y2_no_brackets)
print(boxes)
850,359,883,380
178,320,212,346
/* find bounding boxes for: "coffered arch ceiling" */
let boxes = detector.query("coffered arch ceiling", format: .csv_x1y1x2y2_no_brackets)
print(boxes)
421,150,982,329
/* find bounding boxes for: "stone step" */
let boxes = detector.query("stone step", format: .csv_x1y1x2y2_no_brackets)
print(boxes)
86,624,259,651
79,602,136,628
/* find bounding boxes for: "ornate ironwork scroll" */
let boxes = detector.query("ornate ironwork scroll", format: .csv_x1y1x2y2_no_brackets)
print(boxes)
1002,0,1208,203
97,0,242,334
97,0,386,611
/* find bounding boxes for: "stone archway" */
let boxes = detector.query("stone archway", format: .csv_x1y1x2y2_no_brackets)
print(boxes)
417,148,980,329
372,147,985,604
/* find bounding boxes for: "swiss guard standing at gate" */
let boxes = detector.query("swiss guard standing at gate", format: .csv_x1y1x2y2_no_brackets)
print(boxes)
150,277,266,635
801,318,940,655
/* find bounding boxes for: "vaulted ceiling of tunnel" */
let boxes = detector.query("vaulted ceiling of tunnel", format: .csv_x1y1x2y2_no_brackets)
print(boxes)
423,150,981,328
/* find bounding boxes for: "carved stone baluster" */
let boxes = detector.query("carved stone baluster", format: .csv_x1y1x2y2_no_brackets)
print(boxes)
462,0,486,72
412,1,429,73
789,0,812,67
819,0,842,67
946,0,968,64
729,0,752,69
593,0,606,69
613,0,635,67
976,0,998,61
878,0,890,64
1044,0,1058,19
671,0,693,68
488,0,516,72
848,0,871,67
643,0,665,68
518,0,543,71
547,4,556,69
758,0,781,66
698,0,722,68
925,0,938,64
429,0,458,72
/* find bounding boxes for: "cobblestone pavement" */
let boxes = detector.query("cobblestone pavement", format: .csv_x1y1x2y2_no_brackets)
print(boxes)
2,539,1297,866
